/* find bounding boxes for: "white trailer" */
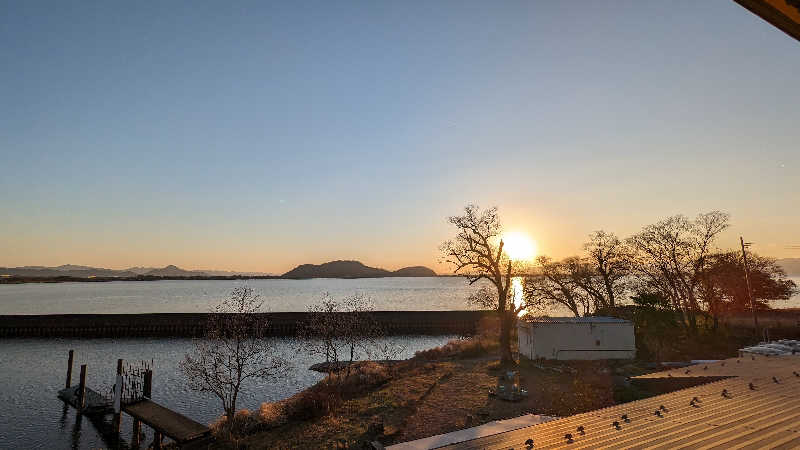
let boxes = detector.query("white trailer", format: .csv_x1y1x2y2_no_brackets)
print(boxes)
517,317,635,360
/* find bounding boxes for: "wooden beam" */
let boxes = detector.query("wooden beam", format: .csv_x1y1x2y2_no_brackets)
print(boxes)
734,0,800,42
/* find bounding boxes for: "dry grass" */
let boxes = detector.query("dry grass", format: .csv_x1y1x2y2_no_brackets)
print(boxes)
226,316,654,449
413,336,496,360
214,317,657,448
211,360,395,446
414,316,500,361
233,356,644,449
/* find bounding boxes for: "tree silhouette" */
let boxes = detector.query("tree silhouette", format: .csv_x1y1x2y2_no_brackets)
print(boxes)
181,286,289,422
441,205,530,364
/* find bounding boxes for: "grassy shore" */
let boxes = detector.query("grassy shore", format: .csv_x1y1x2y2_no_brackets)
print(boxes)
206,317,774,449
207,319,646,448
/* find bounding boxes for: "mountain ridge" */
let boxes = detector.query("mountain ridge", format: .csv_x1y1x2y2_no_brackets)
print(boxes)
0,264,273,278
281,260,437,279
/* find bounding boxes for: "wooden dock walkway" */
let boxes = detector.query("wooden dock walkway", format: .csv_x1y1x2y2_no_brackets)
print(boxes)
57,353,213,449
58,385,112,415
124,400,211,445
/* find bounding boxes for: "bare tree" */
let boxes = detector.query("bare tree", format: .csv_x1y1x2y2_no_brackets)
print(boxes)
181,286,289,421
582,230,632,309
524,256,592,317
372,340,406,361
627,211,729,333
299,294,343,367
299,293,384,378
441,205,529,364
339,294,383,376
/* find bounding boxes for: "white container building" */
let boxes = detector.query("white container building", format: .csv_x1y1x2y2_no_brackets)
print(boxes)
517,317,635,360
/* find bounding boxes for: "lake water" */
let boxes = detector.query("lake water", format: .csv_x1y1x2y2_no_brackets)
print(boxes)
0,278,473,449
0,335,453,449
0,277,485,314
769,276,800,309
1,276,796,315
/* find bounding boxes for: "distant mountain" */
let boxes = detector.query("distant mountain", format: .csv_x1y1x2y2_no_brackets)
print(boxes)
124,266,156,275
281,260,436,279
126,266,273,277
197,269,276,277
0,264,274,278
392,266,438,277
144,265,207,277
778,258,800,277
0,266,138,278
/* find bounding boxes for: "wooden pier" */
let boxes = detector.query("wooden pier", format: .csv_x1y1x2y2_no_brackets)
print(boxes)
58,385,113,415
58,351,212,449
125,400,212,447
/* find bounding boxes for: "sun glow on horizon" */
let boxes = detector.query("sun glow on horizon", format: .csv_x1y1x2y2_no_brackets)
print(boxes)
501,231,537,262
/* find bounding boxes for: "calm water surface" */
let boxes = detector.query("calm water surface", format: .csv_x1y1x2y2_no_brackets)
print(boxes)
0,278,472,448
0,277,484,314
0,335,453,449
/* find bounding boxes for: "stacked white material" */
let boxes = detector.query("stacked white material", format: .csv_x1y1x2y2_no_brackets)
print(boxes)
740,339,800,356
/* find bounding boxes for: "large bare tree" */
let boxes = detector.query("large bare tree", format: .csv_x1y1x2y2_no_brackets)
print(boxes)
627,211,729,333
441,205,528,364
582,230,632,309
181,286,289,421
525,256,593,317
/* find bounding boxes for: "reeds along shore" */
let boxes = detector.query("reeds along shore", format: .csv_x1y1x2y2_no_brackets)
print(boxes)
0,311,492,338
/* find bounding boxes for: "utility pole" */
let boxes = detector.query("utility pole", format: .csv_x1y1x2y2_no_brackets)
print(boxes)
740,236,759,337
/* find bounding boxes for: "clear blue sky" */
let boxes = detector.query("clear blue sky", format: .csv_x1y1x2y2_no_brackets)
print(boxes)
1,1,798,273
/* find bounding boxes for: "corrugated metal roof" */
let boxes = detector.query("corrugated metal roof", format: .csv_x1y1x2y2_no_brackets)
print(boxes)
432,354,800,449
522,316,631,324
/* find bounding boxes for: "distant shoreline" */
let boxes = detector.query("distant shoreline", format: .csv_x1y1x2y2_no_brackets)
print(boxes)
0,274,460,285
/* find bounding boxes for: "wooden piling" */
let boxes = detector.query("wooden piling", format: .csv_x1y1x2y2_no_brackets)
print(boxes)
153,431,162,450
65,350,74,388
78,364,87,411
143,369,152,399
131,418,142,447
113,358,123,434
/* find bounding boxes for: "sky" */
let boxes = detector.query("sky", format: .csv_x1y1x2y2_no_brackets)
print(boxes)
1,1,798,274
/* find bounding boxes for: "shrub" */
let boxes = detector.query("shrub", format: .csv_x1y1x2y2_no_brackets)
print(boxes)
286,361,392,421
210,408,264,439
214,361,395,442
258,401,288,427
413,335,496,360
286,386,342,421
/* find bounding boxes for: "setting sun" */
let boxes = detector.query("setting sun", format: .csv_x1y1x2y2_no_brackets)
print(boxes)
501,231,537,261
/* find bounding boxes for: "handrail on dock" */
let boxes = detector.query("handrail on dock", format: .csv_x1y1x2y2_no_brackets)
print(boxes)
57,351,213,449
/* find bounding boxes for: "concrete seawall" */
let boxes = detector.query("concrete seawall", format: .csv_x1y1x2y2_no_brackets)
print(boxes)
0,310,492,338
